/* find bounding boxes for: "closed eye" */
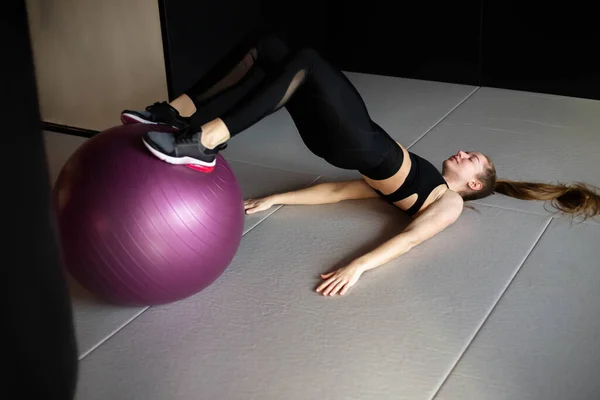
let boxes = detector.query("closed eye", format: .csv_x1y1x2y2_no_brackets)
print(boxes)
468,152,481,164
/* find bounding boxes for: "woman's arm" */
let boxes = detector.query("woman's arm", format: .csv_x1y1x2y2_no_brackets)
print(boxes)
244,179,377,214
316,190,464,296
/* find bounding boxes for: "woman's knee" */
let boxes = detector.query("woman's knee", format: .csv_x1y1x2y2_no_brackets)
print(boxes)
256,32,292,67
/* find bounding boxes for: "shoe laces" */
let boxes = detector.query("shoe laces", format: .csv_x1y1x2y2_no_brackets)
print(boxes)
145,102,162,111
174,127,199,144
173,127,228,151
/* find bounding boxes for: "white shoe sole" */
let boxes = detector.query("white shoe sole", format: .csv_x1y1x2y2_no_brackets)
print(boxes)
121,113,158,125
142,139,216,168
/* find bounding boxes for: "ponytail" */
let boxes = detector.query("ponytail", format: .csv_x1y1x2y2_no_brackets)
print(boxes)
494,179,600,221
458,155,600,221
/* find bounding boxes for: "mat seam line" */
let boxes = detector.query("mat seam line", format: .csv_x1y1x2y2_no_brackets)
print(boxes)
78,307,149,360
222,87,480,174
225,157,326,178
429,216,553,399
75,84,482,362
78,175,321,361
468,201,549,217
407,86,481,150
468,202,599,226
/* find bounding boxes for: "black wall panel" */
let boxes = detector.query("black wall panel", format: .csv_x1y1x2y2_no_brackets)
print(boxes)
161,0,483,93
160,0,264,97
323,1,483,86
161,0,599,101
481,1,600,100
259,0,332,52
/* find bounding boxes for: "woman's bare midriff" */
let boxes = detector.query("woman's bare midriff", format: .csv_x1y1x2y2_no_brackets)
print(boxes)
361,141,448,217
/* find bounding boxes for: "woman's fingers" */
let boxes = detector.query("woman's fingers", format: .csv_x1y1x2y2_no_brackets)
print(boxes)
244,198,273,214
329,279,346,296
316,276,335,293
323,278,338,296
323,278,348,296
340,283,351,295
317,270,360,296
317,269,357,296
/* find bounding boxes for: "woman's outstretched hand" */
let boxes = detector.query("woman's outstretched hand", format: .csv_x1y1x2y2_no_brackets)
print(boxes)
316,264,365,296
244,197,275,214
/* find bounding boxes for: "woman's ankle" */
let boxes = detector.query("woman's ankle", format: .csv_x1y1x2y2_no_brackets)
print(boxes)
200,118,231,149
169,94,197,117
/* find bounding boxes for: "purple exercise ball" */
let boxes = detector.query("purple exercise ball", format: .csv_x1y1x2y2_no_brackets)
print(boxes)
52,123,244,306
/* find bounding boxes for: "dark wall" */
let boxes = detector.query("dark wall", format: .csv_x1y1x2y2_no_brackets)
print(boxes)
323,1,483,86
161,0,600,101
160,0,483,93
481,1,600,100
159,0,264,97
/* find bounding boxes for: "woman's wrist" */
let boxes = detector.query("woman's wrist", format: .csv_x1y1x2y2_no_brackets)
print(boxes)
267,194,282,205
348,259,369,273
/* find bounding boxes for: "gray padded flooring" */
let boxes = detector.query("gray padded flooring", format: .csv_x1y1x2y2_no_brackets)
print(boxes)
42,72,600,399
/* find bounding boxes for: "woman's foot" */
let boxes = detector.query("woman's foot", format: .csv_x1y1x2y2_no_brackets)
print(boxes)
121,101,190,130
141,128,227,173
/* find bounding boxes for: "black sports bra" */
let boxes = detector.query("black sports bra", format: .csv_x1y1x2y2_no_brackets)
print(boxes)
374,152,448,216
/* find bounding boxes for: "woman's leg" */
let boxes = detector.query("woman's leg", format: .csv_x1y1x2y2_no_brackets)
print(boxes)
121,30,291,129
142,47,324,169
144,49,330,167
120,44,260,128
197,47,324,146
167,95,196,118
157,47,260,120
186,31,293,130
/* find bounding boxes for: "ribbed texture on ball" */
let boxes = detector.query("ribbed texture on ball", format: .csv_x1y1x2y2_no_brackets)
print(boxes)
53,124,244,305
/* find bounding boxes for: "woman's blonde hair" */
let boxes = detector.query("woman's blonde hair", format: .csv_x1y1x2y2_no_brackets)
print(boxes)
462,156,600,221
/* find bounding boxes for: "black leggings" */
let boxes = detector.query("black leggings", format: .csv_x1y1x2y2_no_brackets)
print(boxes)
184,31,403,180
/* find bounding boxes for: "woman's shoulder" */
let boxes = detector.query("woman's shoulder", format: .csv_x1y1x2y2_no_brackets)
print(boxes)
436,186,464,206
427,184,463,206
413,186,463,218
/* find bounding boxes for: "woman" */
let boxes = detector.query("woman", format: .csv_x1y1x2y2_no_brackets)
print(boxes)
122,30,600,296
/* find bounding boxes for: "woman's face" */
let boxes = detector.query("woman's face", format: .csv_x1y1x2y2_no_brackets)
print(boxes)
442,150,489,187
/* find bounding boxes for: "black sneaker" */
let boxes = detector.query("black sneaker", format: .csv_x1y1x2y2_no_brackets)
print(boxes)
141,127,227,173
121,101,190,130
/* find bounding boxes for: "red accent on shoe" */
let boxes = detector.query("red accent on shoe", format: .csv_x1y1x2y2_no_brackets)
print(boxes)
185,163,215,173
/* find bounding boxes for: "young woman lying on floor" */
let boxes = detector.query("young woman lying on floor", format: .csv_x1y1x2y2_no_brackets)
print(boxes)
121,30,600,296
